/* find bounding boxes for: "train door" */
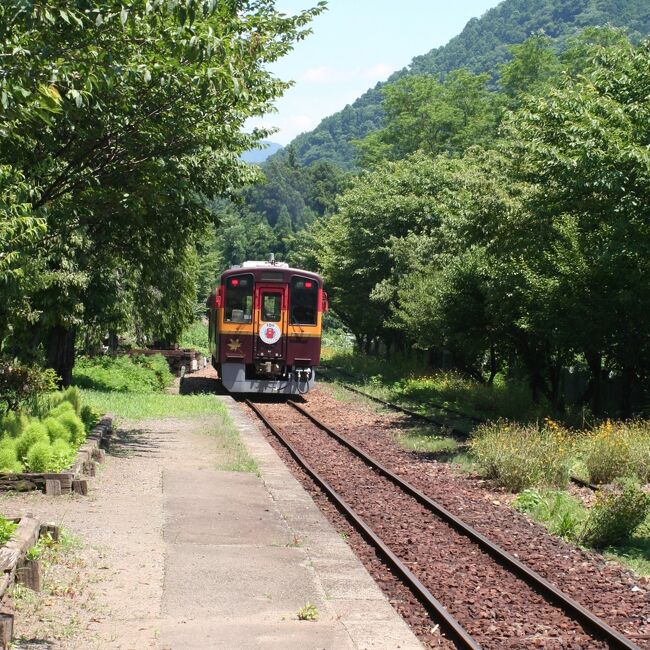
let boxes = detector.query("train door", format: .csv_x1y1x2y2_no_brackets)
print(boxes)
253,285,288,362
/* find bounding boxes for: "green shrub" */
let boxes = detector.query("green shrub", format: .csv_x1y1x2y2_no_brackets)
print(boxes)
581,479,650,548
50,439,75,472
80,404,101,431
42,417,71,443
61,386,82,414
583,420,650,484
47,401,74,418
15,422,49,462
0,516,17,545
56,412,86,446
73,354,173,392
0,412,30,438
0,361,57,415
25,441,53,472
179,320,209,357
0,445,22,473
470,420,576,492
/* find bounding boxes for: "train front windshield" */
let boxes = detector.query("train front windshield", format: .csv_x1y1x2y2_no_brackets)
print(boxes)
224,274,253,323
290,277,318,325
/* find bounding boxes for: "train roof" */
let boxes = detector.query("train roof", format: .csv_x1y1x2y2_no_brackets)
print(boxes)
221,261,322,282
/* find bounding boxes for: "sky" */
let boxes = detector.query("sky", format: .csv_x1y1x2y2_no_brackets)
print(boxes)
247,0,502,145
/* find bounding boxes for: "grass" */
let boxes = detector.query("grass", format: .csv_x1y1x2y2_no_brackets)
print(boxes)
73,354,173,392
179,319,210,357
80,389,228,421
394,424,460,455
80,389,257,473
322,350,547,424
513,487,650,576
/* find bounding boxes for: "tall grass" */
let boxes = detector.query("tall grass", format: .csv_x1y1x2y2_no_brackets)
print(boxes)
470,420,576,491
582,420,650,484
80,389,226,421
325,350,544,422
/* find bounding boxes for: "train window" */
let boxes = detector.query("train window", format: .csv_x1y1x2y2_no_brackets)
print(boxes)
290,277,318,325
224,274,253,323
261,292,282,322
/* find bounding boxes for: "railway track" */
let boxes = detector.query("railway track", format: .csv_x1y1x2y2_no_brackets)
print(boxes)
246,398,640,649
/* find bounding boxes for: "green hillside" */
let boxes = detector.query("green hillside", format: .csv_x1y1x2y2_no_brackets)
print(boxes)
277,0,650,169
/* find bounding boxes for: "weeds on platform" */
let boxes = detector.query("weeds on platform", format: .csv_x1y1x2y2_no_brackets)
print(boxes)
297,602,318,621
13,527,85,643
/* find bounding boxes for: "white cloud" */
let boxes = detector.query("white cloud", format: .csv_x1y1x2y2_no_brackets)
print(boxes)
300,63,395,85
287,114,316,132
362,63,395,82
300,66,350,84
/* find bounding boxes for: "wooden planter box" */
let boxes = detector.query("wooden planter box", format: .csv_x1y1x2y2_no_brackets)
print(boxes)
0,416,112,496
0,516,55,648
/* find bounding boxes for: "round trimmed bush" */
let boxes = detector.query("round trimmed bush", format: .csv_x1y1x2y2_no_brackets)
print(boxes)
25,441,53,472
1,412,30,438
0,445,22,473
50,439,75,471
56,412,86,446
15,422,49,462
43,417,71,443
61,386,81,414
48,401,74,418
0,436,16,452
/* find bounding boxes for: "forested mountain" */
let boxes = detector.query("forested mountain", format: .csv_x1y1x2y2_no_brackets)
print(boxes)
277,0,650,169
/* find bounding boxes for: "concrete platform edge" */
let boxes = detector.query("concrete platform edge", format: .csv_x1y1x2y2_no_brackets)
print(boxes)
217,395,423,650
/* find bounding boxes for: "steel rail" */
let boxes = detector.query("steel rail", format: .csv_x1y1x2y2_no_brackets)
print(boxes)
337,383,601,492
288,400,640,650
245,399,481,650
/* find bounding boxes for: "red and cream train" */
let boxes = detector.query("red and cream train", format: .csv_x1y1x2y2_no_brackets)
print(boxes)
207,260,327,394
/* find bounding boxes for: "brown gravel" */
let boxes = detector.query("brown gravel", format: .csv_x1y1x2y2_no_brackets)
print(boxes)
244,385,650,648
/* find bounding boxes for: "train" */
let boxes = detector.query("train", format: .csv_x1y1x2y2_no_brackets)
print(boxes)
207,259,327,394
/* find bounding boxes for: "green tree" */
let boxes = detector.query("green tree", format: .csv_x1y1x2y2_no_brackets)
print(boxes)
357,70,502,164
0,0,324,383
504,36,650,413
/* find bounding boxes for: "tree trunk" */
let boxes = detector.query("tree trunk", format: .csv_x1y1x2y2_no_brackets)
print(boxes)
584,350,602,416
619,366,634,420
46,326,76,388
487,345,498,386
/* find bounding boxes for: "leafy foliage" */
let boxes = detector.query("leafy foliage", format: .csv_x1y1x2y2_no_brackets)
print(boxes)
0,0,325,382
0,517,17,546
582,479,650,548
72,354,173,393
0,362,58,415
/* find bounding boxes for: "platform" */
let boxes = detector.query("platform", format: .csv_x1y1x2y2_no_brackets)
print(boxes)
172,395,424,650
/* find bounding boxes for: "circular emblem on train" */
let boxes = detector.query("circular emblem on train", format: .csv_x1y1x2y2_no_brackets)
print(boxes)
259,322,281,344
